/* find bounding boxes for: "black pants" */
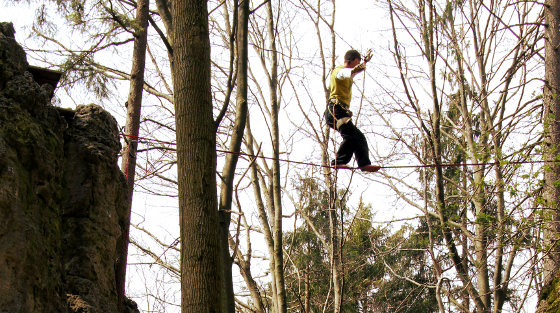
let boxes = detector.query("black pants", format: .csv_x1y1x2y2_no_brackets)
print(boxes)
324,101,371,167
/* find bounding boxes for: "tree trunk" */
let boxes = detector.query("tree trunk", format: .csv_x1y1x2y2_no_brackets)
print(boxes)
218,0,249,312
266,2,287,312
542,0,560,301
329,198,343,313
230,234,266,313
539,3,560,310
468,3,492,306
317,3,342,311
246,117,280,312
172,0,222,312
115,0,149,309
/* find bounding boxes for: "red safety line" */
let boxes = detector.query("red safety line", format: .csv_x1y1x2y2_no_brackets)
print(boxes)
120,133,556,170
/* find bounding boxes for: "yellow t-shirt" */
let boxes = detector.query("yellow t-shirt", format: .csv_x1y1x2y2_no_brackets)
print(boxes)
328,65,353,107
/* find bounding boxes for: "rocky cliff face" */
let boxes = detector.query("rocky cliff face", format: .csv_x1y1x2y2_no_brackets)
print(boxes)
0,22,136,313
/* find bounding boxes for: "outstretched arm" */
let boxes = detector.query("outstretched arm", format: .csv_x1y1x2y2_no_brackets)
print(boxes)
350,49,372,77
351,63,366,77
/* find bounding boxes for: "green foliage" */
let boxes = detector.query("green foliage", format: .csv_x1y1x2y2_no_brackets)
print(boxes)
29,0,135,101
441,0,465,27
365,222,438,313
284,177,438,313
475,212,494,226
66,0,86,26
59,53,114,99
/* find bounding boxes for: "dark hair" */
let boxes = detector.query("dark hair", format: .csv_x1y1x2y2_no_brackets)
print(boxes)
344,50,361,62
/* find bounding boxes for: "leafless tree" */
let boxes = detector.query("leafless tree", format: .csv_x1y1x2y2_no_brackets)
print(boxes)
380,0,544,312
116,0,150,308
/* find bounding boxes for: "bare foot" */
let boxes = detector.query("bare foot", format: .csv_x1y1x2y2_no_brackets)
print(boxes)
360,164,381,173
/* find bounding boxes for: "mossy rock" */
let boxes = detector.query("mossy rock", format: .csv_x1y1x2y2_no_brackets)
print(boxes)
538,274,560,313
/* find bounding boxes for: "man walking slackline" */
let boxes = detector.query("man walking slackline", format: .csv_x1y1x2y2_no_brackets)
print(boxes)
324,49,380,173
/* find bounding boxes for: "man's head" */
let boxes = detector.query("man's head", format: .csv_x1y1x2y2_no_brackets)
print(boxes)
344,50,362,67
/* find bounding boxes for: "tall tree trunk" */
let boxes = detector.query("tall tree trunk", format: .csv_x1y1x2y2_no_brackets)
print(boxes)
538,2,560,312
468,3,492,306
219,0,249,311
116,0,149,309
266,2,287,312
329,198,343,313
246,117,279,312
542,0,560,295
316,2,342,311
172,0,222,312
304,267,310,313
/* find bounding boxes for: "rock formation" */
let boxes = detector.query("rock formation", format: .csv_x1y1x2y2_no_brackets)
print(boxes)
0,22,137,313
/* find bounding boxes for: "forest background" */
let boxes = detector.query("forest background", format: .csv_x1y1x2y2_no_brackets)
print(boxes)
1,0,556,312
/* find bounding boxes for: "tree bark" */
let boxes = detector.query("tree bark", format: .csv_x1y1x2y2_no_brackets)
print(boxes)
329,197,343,313
468,3,492,307
543,0,560,291
538,3,560,312
116,0,149,309
266,2,287,312
313,2,341,311
246,117,280,312
218,0,249,312
172,0,222,311
229,234,266,313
